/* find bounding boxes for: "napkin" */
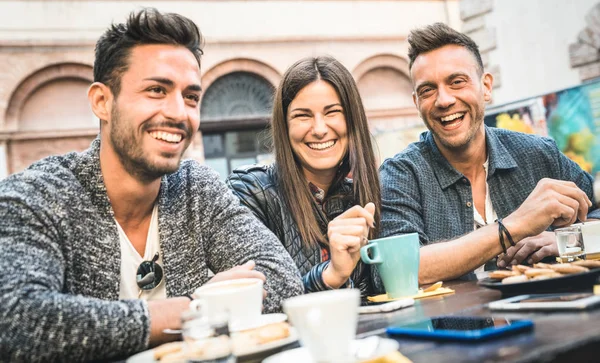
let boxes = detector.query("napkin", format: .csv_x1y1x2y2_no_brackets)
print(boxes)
366,286,455,303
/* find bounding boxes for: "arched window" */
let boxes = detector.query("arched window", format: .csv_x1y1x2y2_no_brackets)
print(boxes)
4,63,97,175
201,71,273,122
200,71,275,179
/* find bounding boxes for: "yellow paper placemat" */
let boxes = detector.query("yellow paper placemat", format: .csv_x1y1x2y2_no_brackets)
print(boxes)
361,350,413,363
367,287,455,303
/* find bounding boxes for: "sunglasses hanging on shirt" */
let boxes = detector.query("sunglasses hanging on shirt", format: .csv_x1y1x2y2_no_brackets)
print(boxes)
136,252,163,297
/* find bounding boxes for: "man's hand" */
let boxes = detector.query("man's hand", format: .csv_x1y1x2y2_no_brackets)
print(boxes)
148,297,191,347
206,260,267,298
503,178,591,241
497,231,558,268
323,203,375,288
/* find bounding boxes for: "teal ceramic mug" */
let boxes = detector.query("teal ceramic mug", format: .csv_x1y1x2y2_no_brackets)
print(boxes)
360,233,420,298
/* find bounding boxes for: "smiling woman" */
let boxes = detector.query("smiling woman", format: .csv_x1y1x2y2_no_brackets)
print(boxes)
226,56,383,297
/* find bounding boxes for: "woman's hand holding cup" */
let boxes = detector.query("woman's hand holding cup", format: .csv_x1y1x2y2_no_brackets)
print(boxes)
323,202,375,288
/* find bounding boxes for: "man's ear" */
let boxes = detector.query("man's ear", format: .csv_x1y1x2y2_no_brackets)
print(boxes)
482,72,494,102
412,92,423,119
88,82,113,122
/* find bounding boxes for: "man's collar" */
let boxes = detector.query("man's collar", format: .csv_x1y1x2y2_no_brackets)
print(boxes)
484,125,518,176
422,125,517,190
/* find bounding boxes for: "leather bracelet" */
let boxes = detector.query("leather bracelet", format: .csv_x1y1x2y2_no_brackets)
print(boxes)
498,218,516,247
498,220,507,255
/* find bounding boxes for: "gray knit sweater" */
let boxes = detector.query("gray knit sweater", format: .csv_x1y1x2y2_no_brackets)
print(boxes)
0,138,303,362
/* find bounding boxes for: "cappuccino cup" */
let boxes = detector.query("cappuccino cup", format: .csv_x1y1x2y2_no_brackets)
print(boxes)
192,278,263,331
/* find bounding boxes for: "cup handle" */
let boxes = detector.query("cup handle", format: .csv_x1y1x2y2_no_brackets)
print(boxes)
360,244,382,264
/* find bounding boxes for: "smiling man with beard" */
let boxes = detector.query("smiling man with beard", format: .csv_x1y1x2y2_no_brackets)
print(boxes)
0,8,302,362
380,23,600,284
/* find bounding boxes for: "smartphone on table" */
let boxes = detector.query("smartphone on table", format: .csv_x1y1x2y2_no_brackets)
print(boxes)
386,316,533,341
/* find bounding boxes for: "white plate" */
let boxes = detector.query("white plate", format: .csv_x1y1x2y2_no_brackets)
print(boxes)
127,319,297,362
230,312,288,332
233,326,298,356
262,337,399,363
161,313,288,335
126,349,154,363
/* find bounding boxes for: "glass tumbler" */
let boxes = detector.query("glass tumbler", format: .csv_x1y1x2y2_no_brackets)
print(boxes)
181,301,235,363
555,225,585,262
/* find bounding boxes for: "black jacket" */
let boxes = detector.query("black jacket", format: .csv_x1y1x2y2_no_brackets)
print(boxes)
227,164,382,297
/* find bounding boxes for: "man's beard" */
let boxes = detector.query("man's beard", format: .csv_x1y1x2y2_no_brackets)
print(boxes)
109,105,189,182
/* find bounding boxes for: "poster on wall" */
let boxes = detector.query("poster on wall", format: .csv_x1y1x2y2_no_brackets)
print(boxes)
485,79,600,175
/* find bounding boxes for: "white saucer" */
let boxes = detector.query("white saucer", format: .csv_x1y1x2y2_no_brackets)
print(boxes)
233,326,298,357
262,337,399,363
127,325,298,363
230,312,288,332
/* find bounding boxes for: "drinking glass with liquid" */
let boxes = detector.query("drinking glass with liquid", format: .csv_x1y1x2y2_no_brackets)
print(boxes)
555,225,585,262
182,301,235,363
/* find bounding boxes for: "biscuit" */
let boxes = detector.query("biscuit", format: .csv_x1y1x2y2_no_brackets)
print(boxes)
153,341,184,361
531,272,562,280
533,262,553,269
235,322,290,346
524,268,555,278
502,275,529,284
489,270,515,280
513,265,531,273
549,264,589,274
159,351,187,363
253,322,290,344
571,260,600,269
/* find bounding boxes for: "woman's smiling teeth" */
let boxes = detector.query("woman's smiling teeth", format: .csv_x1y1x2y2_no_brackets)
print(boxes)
149,131,182,143
307,140,336,150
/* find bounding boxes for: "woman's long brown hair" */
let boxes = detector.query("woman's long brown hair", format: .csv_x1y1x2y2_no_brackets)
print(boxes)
271,56,381,247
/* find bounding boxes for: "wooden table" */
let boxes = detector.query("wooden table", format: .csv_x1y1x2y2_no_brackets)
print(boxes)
352,279,600,363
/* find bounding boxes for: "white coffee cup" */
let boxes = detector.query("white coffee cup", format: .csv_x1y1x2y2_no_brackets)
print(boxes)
283,289,360,362
192,278,263,331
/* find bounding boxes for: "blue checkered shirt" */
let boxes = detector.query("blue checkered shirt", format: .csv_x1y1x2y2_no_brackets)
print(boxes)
380,126,600,253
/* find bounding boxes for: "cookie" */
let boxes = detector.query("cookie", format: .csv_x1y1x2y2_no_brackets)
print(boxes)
502,275,529,284
513,265,531,273
549,264,589,274
571,260,600,269
159,351,187,363
153,341,184,361
489,270,515,280
531,272,562,280
533,262,553,269
235,322,290,346
524,268,556,278
252,322,290,344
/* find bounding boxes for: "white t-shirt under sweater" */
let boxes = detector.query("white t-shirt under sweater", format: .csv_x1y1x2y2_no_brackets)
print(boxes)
117,204,167,300
473,158,498,274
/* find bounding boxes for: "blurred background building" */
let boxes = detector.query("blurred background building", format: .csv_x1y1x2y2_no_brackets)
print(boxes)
0,0,598,179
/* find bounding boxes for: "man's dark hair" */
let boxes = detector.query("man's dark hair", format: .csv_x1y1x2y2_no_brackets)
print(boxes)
408,22,483,74
93,8,204,97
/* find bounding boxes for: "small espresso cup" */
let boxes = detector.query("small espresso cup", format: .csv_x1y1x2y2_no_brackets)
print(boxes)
360,233,420,298
284,289,360,362
192,278,263,331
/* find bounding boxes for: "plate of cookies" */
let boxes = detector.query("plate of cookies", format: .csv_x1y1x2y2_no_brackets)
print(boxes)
127,322,297,363
478,260,600,296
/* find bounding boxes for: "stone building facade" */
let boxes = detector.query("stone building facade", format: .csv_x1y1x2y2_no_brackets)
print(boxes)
0,0,461,179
